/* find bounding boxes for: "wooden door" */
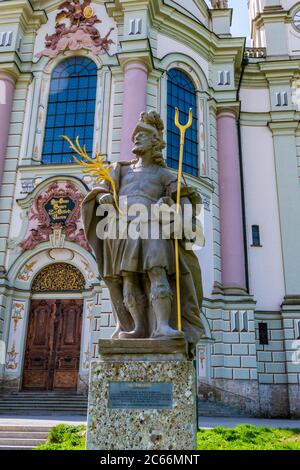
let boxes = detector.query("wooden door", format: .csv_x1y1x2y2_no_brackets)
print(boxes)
23,300,56,390
23,299,83,391
51,299,83,390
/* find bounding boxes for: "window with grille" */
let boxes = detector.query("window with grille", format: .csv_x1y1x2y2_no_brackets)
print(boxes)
167,69,199,177
42,57,97,165
258,322,269,345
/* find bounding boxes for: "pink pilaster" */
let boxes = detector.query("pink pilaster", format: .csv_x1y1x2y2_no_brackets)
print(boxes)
217,110,246,291
0,73,15,191
120,61,148,161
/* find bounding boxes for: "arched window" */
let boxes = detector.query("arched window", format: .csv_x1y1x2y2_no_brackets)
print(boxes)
42,57,97,164
167,68,199,176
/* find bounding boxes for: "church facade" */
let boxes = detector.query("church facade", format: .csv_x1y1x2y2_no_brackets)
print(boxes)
0,0,299,418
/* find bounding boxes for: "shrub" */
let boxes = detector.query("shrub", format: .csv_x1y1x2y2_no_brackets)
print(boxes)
35,424,86,450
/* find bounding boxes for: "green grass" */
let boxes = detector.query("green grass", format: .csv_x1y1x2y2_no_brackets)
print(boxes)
35,423,300,450
197,424,300,450
35,424,86,450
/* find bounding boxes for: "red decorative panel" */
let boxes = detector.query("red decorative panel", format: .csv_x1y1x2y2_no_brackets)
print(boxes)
20,182,91,252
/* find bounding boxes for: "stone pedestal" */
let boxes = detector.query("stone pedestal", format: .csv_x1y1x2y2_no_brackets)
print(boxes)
86,339,197,450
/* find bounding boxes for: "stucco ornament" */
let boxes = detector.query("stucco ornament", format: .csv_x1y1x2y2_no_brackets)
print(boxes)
81,111,205,357
36,0,114,59
19,182,91,252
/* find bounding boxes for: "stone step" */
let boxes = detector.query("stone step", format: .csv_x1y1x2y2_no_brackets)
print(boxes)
0,438,46,446
197,400,247,418
0,396,87,400
0,426,52,432
0,404,87,408
7,394,86,398
0,425,50,449
0,445,34,450
0,431,49,439
0,400,87,404
0,411,87,417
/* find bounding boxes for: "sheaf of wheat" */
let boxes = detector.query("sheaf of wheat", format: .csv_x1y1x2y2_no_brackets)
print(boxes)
61,135,122,213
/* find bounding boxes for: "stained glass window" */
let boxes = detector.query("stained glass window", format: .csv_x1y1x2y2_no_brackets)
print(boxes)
167,69,199,176
42,57,97,165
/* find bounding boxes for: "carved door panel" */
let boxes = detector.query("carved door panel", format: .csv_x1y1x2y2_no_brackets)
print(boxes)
23,300,56,390
52,299,83,391
23,299,83,391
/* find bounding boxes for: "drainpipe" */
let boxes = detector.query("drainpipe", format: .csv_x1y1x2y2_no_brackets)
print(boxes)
236,55,250,293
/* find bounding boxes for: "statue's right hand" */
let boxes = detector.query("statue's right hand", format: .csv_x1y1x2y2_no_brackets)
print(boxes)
97,193,115,205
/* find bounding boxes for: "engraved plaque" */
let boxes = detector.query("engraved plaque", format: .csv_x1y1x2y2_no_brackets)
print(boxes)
108,382,173,409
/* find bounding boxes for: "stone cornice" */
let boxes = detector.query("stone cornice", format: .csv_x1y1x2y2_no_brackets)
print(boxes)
242,60,300,88
0,51,34,76
17,174,88,209
0,60,22,81
106,0,244,73
117,50,154,72
0,0,47,31
268,119,299,135
259,60,300,76
240,112,271,126
242,63,268,88
151,0,244,66
253,8,288,30
216,101,241,119
106,0,209,24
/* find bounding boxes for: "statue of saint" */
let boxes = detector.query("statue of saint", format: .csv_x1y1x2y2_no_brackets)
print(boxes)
82,111,205,356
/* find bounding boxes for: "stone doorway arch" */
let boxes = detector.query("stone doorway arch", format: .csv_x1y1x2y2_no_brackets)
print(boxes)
22,263,85,391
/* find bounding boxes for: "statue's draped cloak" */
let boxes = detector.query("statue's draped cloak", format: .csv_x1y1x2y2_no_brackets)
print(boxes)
82,162,205,352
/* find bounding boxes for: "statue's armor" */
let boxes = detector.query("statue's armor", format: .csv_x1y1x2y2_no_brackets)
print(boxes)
119,164,176,216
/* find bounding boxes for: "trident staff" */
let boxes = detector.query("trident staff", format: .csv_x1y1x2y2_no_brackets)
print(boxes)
174,107,193,332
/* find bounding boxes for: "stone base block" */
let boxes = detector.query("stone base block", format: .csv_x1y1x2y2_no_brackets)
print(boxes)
259,384,290,418
86,339,197,450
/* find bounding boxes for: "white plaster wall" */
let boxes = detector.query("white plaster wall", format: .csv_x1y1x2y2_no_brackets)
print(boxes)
196,204,214,297
287,24,300,55
241,124,285,310
156,33,209,80
282,0,300,10
173,0,208,25
240,88,270,113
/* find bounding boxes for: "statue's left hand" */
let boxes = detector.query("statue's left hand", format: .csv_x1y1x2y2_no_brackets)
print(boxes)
97,193,114,205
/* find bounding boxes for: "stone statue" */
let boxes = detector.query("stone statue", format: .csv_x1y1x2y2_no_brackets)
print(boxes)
82,111,205,356
211,0,228,8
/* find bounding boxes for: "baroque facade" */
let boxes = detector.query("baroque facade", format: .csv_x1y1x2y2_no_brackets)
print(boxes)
0,0,299,418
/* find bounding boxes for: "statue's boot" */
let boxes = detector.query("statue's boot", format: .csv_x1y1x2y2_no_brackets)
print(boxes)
151,294,184,339
119,292,148,339
105,278,134,337
152,324,184,339
111,322,122,339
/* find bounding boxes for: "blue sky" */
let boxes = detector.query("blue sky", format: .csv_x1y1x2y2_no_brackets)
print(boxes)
229,0,250,40
205,0,251,42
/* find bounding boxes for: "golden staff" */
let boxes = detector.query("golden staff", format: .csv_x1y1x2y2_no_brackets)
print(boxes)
174,107,193,331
